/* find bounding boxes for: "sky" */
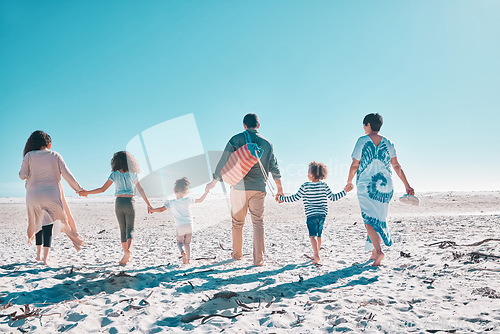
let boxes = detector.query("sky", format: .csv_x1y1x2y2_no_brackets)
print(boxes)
1,0,499,197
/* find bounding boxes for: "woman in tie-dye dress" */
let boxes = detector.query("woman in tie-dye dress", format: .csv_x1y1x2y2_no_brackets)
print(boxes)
345,114,414,266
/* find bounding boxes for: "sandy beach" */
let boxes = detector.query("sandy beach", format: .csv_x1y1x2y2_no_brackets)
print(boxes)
0,191,499,333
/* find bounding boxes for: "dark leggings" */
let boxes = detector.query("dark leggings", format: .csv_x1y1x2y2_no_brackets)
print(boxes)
35,224,53,247
115,197,135,243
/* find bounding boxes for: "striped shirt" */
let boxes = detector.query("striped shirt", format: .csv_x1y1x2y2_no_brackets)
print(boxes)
279,181,346,217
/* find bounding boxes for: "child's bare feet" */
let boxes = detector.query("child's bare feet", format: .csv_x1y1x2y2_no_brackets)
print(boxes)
119,250,131,265
313,254,320,264
371,251,384,266
181,252,188,264
370,249,377,260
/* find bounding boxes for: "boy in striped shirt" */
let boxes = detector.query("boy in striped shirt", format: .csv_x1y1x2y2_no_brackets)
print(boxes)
277,162,350,264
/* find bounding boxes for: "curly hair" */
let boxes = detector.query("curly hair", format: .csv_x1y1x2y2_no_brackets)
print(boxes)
23,130,52,156
308,161,328,181
111,151,140,173
174,177,190,194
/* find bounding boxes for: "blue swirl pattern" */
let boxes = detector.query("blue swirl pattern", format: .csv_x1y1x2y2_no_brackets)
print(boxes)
353,136,396,249
368,172,393,203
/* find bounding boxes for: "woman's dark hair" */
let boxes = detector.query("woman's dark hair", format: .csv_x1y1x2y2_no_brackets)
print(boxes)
363,113,383,132
243,113,259,128
23,130,52,156
174,177,190,193
308,161,328,181
111,151,140,173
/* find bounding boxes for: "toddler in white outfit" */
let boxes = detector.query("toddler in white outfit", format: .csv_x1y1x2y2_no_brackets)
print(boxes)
149,177,210,264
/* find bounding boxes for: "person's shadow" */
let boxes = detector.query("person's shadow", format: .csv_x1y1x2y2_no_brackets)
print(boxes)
157,261,378,328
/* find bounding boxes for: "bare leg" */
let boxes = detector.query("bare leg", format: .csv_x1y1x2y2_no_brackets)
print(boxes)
119,241,132,265
185,243,191,264
370,249,377,260
36,245,42,261
125,239,133,264
181,251,188,264
318,237,322,251
310,237,320,264
365,224,384,266
119,242,127,265
43,247,51,265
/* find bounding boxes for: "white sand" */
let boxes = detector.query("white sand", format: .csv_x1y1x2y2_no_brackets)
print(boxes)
0,192,499,333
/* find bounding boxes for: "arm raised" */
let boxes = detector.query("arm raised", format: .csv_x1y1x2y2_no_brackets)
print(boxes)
149,206,167,213
80,180,113,196
195,184,211,204
279,184,305,203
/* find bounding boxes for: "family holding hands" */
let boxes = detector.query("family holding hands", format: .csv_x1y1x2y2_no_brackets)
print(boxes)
20,113,414,267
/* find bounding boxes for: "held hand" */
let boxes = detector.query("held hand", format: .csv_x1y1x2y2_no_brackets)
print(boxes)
78,190,88,197
344,183,354,192
147,205,154,214
206,180,217,190
406,186,415,196
275,194,284,203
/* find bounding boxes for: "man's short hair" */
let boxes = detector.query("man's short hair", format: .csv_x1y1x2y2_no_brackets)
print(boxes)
243,113,259,128
363,113,383,132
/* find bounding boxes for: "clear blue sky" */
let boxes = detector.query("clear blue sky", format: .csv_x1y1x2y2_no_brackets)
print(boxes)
1,0,499,197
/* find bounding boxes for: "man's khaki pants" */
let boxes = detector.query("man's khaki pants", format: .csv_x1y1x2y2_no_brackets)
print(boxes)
230,189,266,266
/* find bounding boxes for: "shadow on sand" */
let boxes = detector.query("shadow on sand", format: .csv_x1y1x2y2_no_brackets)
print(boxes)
2,258,303,305
156,261,378,329
1,259,378,330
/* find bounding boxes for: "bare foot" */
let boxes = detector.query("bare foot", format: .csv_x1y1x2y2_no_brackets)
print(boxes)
43,258,51,266
370,249,377,260
231,252,242,261
181,252,188,264
313,254,320,264
371,251,384,266
36,256,42,262
119,251,131,265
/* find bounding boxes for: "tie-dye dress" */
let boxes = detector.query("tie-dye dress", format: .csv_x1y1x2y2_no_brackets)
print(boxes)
351,135,397,250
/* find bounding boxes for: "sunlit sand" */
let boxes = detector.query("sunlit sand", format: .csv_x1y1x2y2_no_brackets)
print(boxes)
0,192,498,332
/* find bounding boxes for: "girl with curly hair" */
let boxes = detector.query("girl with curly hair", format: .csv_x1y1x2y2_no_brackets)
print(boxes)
79,151,152,265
